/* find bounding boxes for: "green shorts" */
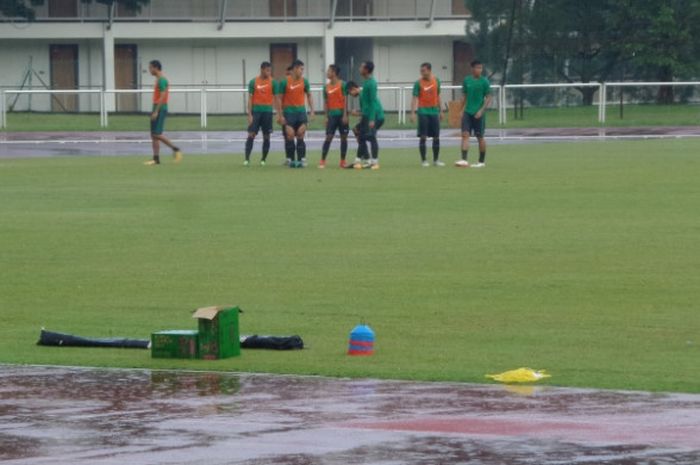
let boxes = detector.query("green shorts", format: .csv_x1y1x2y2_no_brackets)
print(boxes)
150,106,167,136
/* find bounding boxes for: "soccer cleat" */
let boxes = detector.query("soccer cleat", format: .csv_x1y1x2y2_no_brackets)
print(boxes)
340,160,347,169
353,162,364,170
244,160,250,167
371,163,380,171
472,162,486,168
283,158,291,166
434,160,446,167
301,158,308,167
173,151,183,164
319,160,326,169
421,161,430,167
455,160,470,168
144,160,159,166
260,160,266,166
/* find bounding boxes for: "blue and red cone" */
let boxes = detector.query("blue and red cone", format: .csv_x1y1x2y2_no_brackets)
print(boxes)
348,324,375,356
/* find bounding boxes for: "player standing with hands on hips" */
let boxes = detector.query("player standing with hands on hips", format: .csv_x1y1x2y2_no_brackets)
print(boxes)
320,64,349,169
145,60,183,166
411,62,445,167
457,60,491,168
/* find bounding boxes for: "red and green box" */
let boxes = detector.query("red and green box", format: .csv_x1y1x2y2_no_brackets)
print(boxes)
193,306,241,360
151,330,199,359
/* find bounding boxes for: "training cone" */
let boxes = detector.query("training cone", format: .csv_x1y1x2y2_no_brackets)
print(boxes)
348,324,375,356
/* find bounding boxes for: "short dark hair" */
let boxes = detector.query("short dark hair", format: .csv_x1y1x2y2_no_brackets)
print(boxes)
261,61,271,69
286,65,293,72
149,60,162,71
362,61,375,74
420,62,432,70
328,64,341,76
346,80,359,90
292,59,304,68
470,60,482,67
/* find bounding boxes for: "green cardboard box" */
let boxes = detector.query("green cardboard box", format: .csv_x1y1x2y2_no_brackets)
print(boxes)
193,306,241,360
151,330,199,359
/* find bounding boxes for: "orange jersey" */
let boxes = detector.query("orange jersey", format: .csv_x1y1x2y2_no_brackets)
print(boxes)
324,80,346,112
415,77,440,108
249,76,275,109
279,77,309,110
153,76,169,104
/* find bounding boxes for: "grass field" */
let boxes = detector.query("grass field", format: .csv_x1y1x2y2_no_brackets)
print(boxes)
1,139,699,393
2,103,699,131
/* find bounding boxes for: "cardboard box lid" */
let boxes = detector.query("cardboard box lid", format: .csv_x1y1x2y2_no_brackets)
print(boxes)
193,306,237,320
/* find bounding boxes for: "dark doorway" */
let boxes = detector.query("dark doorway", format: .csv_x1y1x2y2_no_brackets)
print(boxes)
48,0,78,17
115,44,138,112
269,0,297,17
270,43,297,80
453,41,474,85
49,44,79,112
334,38,373,84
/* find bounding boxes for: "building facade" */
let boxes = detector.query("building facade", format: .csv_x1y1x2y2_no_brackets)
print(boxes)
0,0,473,113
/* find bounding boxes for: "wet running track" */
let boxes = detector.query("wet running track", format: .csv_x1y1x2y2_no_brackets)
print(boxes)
1,127,699,159
1,366,700,464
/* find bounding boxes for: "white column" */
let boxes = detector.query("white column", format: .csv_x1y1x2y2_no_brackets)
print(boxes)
323,27,335,72
102,27,116,112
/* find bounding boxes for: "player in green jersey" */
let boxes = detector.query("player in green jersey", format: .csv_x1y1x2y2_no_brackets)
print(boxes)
458,60,492,168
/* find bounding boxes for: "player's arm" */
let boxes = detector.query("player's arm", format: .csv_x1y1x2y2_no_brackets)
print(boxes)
323,89,329,124
305,80,315,120
437,79,444,121
247,80,254,125
475,90,492,119
367,82,377,128
410,81,419,123
152,78,167,120
342,83,349,124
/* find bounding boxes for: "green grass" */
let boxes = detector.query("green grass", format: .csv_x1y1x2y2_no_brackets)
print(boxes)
3,103,699,131
1,140,700,393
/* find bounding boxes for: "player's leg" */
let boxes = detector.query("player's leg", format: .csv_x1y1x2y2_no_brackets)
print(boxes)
458,113,471,167
320,116,336,168
149,133,161,165
339,132,349,168
473,116,487,168
296,123,307,167
368,118,382,167
418,115,429,166
284,118,296,167
244,112,259,166
260,113,272,165
354,121,369,165
431,115,443,166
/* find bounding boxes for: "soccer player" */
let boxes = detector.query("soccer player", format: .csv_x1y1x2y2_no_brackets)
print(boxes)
145,60,182,166
458,60,492,168
320,64,349,169
276,59,315,168
244,61,275,166
278,65,294,166
353,61,384,169
410,62,444,167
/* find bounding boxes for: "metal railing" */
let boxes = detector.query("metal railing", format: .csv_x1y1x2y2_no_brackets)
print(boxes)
3,81,700,129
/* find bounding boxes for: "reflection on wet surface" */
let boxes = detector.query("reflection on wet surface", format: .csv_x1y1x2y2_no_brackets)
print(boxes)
2,128,700,158
1,365,699,464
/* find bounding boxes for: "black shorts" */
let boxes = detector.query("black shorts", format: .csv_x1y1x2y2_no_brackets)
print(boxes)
417,114,440,138
283,111,308,132
326,114,350,136
355,116,385,139
462,113,486,137
248,111,273,135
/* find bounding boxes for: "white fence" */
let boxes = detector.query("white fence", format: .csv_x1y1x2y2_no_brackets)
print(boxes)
2,81,700,129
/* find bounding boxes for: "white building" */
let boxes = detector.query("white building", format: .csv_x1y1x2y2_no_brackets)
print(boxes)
0,0,473,114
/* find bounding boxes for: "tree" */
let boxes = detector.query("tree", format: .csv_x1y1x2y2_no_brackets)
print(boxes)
0,0,149,19
616,0,700,103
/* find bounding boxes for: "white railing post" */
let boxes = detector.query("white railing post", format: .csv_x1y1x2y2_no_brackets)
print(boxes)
1,90,6,129
601,83,607,125
100,90,107,128
200,88,207,129
501,86,507,125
